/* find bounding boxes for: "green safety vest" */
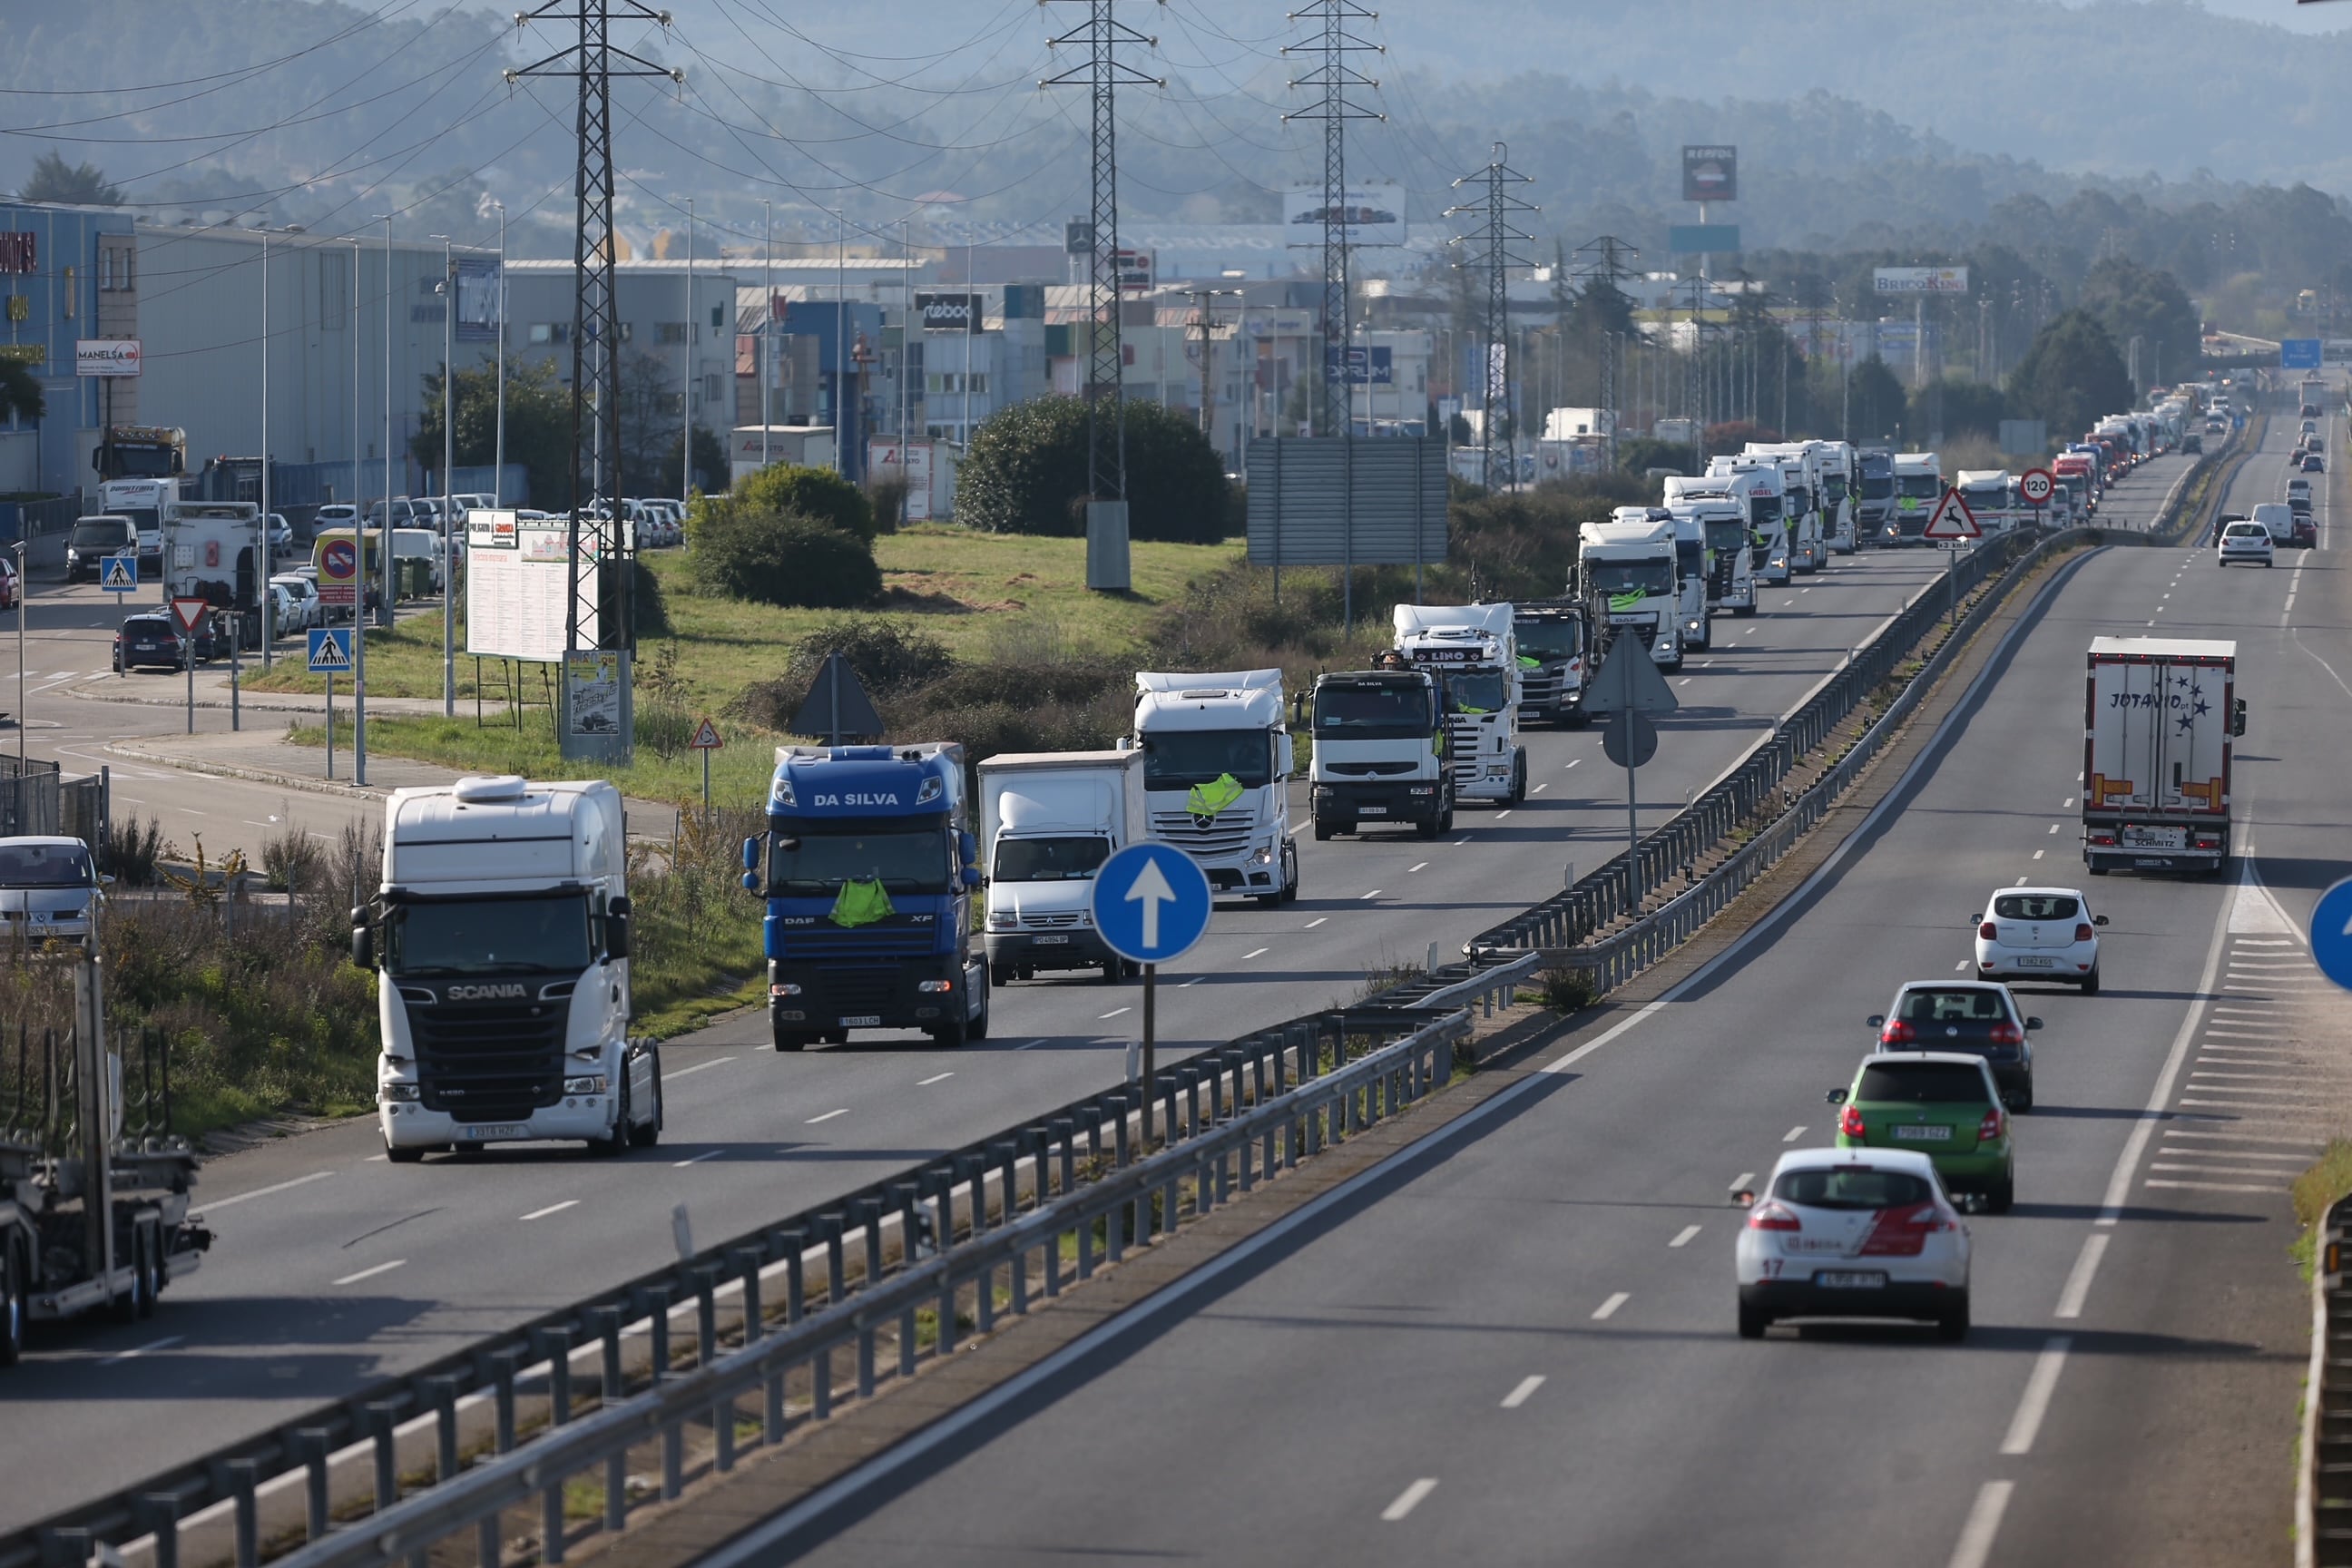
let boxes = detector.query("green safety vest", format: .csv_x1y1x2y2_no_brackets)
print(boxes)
1187,772,1245,818
829,877,896,928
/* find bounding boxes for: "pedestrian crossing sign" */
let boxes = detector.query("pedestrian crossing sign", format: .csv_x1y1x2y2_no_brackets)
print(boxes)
307,627,353,673
100,554,137,591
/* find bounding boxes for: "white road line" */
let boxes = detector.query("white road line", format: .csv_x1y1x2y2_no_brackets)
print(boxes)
2047,823,2061,834
1564,759,1581,769
2161,1129,2322,1147
1532,782,1548,793
806,1108,849,1124
665,1056,735,1080
1999,1337,2073,1455
103,1335,185,1366
1730,1171,1755,1191
1592,1291,1630,1320
1241,946,1270,960
1101,1007,1132,1019
1946,1480,2014,1568
2054,1232,2108,1320
1678,677,1693,686
332,1259,406,1287
1016,1035,1054,1047
1495,810,1514,819
2033,849,2044,859
2015,877,2027,887
1955,959,1970,972
1454,837,1471,846
1359,888,1382,899
1782,1125,1806,1142
1381,1479,1438,1523
1540,1000,1671,1079
1178,979,1205,990
1500,1376,1545,1409
520,1199,579,1221
202,1170,335,1210
1669,1224,1701,1248
917,1071,956,1085
1304,916,1328,928
1406,862,1428,874
671,1150,722,1167
2145,1178,2283,1193
2151,1162,2297,1179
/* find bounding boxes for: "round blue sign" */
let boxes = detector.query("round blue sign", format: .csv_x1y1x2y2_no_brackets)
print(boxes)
1089,842,1213,966
2311,877,2352,993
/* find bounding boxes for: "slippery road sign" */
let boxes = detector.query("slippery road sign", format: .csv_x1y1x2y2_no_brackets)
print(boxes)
1090,842,1212,965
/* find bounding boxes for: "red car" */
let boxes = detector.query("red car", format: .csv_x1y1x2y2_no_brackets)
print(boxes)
2293,514,2319,549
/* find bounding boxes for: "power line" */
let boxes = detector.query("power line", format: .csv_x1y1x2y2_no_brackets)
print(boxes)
1283,0,1382,443
1447,142,1537,491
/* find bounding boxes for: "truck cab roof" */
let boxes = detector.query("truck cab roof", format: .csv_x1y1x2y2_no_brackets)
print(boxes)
769,742,965,817
384,775,624,894
1132,669,1286,733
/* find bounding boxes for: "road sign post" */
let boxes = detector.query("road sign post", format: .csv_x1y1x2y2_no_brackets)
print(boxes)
170,596,208,735
1922,487,1983,631
316,536,366,783
308,629,353,779
1583,633,1681,890
1091,843,1214,1145
99,554,137,593
2018,468,2053,536
688,717,723,810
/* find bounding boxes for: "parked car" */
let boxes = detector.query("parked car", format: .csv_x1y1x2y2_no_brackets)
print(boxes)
0,555,15,611
265,513,293,554
0,835,104,942
113,612,187,672
270,572,321,632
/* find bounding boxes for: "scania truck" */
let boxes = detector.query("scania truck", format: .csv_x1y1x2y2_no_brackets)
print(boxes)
1856,448,1896,544
1667,491,1757,619
1510,599,1591,725
1393,604,1529,804
2082,638,2243,877
746,743,991,1048
1889,452,1943,544
360,774,664,1158
1307,665,1453,838
1576,511,1685,668
1133,671,1299,905
979,750,1147,985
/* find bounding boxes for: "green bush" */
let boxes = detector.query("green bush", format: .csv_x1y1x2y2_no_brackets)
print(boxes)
632,556,672,637
690,497,880,608
957,395,1233,544
736,462,878,543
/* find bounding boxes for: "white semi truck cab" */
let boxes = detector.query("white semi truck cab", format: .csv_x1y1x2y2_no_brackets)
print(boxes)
1740,444,1828,571
1954,470,2015,537
1393,603,1529,804
1133,670,1299,905
1307,666,1453,838
1666,493,1757,620
1701,465,1791,584
1812,440,1859,554
1577,512,1685,669
1510,599,1592,724
1889,452,1943,544
358,774,661,1161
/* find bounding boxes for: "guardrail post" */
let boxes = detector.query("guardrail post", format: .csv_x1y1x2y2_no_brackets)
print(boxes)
1110,1097,1131,1168
587,1306,623,1401
424,1374,461,1481
858,1198,886,1291
824,1212,849,1298
813,1346,833,1422
297,1427,331,1541
976,1252,998,1333
537,1326,574,1425
858,1315,878,1397
733,1247,767,1342
779,1229,807,1324
662,1402,685,1501
139,1493,183,1568
224,1460,260,1568
1051,1117,1075,1199
543,1464,568,1564
367,1401,401,1512
631,1287,670,1387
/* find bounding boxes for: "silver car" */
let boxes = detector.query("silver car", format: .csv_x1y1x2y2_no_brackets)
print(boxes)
0,836,103,942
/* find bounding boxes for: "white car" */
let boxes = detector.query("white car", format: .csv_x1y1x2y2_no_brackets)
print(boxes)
1734,1147,1972,1341
2217,518,2274,567
1974,886,2104,991
270,573,321,632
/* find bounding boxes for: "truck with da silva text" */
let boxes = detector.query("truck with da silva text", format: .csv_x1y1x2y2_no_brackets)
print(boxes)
1510,600,1591,725
1307,665,1453,838
1393,605,1529,804
978,750,1147,985
358,774,663,1159
2082,638,2244,877
1134,671,1298,905
746,743,991,1049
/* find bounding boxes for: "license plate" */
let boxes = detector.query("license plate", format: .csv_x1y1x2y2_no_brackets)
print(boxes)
2124,825,2187,849
1359,805,1387,815
839,1014,880,1028
1034,934,1069,945
1894,1124,1953,1142
2017,956,2056,968
462,1123,526,1140
1814,1270,1887,1289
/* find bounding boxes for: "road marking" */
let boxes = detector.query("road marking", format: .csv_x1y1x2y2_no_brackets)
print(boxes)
2054,1232,2108,1319
1955,960,1970,972
1592,1291,1630,1320
2047,823,2060,834
103,1335,184,1366
1800,585,1812,593
1018,1034,1056,1045
2151,1162,2294,1180
243,819,274,828
1454,838,1471,847
1381,1479,1438,1522
2144,1178,2282,1193
1731,1171,1755,1191
2162,1129,2322,1146
332,1259,406,1287
1781,599,1796,607
1946,1481,2015,1568
2033,849,2044,859
916,1071,956,1086
1500,1376,1545,1409
1495,810,1513,820
665,1056,734,1080
204,1170,335,1210
1563,760,1581,769
2000,1337,2073,1455
1782,1125,1806,1142
671,1150,722,1167
1406,863,1428,874
1669,1224,1701,1248
1532,783,1548,794
1359,889,1382,899
2015,877,2027,887
806,1108,849,1124
1744,627,1756,636
1304,916,1328,928
1678,677,1693,686
1178,978,1204,989
520,1199,579,1221
1241,946,1269,960
1100,1007,1132,1019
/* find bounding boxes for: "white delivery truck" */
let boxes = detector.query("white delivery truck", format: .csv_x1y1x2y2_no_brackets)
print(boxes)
1954,470,2014,537
1890,452,1943,544
98,476,179,564
1510,600,1592,725
1741,444,1828,571
1132,670,1299,905
2082,638,2243,877
357,774,662,1160
1667,493,1757,620
978,750,1148,985
1576,511,1684,668
1813,440,1860,554
1306,665,1452,838
1393,603,1529,804
162,499,268,649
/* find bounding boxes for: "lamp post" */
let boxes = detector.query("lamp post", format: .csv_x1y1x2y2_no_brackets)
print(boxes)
13,538,24,769
377,213,394,632
762,198,772,471
494,199,506,506
255,226,273,670
681,196,693,507
432,233,455,717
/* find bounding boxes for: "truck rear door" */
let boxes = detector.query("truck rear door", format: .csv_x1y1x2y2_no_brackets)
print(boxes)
2089,655,2160,816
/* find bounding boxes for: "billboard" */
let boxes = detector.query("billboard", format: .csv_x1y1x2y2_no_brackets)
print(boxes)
1681,146,1737,203
1323,344,1394,386
453,257,501,342
1285,182,1406,248
466,510,600,662
1874,267,1970,295
74,338,141,377
1245,437,1448,567
914,292,984,333
1667,224,1740,256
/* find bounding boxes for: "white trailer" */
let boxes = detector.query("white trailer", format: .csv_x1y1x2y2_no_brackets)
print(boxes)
2082,638,2242,876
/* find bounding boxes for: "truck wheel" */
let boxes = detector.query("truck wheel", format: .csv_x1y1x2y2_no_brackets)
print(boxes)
1313,817,1331,842
0,1240,22,1367
592,1076,633,1157
1510,754,1528,804
991,964,1014,988
1281,843,1299,904
629,1054,663,1149
929,1008,969,1049
1416,813,1442,839
967,969,992,1041
135,1228,159,1318
1100,957,1122,984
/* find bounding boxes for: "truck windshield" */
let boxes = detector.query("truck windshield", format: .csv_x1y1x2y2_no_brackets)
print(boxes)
1703,519,1746,555
1821,475,1848,504
1785,485,1810,514
0,843,93,887
1748,497,1781,527
387,894,592,975
1676,540,1704,575
1445,671,1508,712
994,835,1111,883
1513,619,1583,661
1141,730,1272,789
1586,561,1674,596
1860,475,1894,499
769,820,951,896
120,507,160,535
1896,474,1940,500
1314,683,1434,736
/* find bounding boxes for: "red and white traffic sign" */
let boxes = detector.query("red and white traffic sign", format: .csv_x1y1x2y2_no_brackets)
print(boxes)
2018,468,2054,505
1922,487,1982,541
170,597,210,636
317,534,359,607
688,718,723,751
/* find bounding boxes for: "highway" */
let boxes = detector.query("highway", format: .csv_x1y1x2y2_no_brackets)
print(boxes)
0,452,2204,1530
713,416,2342,1568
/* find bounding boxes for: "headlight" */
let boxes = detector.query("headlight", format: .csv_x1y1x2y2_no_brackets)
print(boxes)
563,1074,608,1094
769,981,801,997
380,1083,421,1102
916,978,954,994
769,779,797,808
986,910,1016,929
916,776,944,805
1254,847,1273,864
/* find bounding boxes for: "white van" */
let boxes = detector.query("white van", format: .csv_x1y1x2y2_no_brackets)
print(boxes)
2250,502,2298,546
388,527,446,593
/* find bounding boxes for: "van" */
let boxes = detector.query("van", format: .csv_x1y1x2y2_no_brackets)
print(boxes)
2287,477,2313,514
2251,502,2298,546
64,514,137,583
388,527,445,593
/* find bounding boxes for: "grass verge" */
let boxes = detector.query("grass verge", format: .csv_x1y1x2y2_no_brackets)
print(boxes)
2291,1139,2352,1279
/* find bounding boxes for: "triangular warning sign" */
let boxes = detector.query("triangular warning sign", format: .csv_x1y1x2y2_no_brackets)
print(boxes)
788,651,886,742
1581,632,1681,717
1922,486,1982,540
171,597,211,635
687,717,723,750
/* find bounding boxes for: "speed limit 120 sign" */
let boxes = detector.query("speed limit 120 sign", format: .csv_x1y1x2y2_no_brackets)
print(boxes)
2018,468,2054,505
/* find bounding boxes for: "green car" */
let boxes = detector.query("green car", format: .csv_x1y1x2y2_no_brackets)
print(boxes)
1827,1052,2015,1213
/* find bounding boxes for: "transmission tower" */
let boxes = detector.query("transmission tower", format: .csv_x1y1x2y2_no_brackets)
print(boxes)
1573,236,1639,463
1446,143,1536,490
509,0,678,681
1282,2,1382,442
1043,2,1162,505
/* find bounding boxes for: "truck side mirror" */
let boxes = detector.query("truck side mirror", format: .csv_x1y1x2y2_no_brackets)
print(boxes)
606,909,631,960
2231,698,2248,737
741,837,760,873
349,909,373,969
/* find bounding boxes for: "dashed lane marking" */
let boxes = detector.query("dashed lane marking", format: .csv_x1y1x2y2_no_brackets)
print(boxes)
1500,1377,1545,1409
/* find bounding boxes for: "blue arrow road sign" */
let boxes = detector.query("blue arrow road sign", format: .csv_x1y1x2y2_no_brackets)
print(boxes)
2311,877,2352,992
1090,842,1213,965
99,554,137,592
307,627,353,673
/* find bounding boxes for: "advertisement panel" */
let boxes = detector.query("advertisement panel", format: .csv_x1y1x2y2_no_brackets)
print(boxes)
453,257,502,342
1284,183,1406,248
1322,344,1394,386
1873,267,1970,295
1681,146,1737,203
466,510,600,662
1666,224,1740,255
867,438,936,522
914,292,984,333
74,338,142,377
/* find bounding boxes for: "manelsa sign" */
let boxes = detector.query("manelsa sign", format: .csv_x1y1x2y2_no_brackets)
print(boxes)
74,338,141,377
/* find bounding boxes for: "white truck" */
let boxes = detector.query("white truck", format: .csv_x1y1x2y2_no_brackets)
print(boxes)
356,773,662,1161
1889,452,1943,544
978,750,1148,985
1393,604,1529,804
1740,445,1828,571
1576,511,1685,669
1671,509,1713,651
2082,638,2243,877
163,498,269,649
1813,440,1860,554
99,476,180,565
1954,470,2015,537
1306,665,1453,838
1133,670,1299,905
1510,600,1592,725
1692,466,1790,585
1666,492,1757,620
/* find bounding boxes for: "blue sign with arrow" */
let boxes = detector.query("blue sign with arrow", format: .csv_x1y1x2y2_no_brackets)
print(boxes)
1090,842,1213,966
2311,877,2352,993
2283,338,2324,369
307,627,353,673
99,554,137,592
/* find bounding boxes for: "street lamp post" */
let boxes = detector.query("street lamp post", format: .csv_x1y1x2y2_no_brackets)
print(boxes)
681,196,694,508
762,198,773,471
13,539,24,769
258,227,272,670
433,234,455,718
494,200,507,507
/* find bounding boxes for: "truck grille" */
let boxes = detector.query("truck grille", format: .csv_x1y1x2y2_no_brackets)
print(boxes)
1445,716,1485,787
825,968,898,1014
407,998,565,1123
1023,911,1082,929
1150,809,1255,860
779,923,937,957
1521,671,1563,707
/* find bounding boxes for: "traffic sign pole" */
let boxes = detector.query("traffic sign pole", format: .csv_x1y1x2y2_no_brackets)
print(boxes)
325,671,334,780
1142,962,1157,1145
1089,842,1214,1149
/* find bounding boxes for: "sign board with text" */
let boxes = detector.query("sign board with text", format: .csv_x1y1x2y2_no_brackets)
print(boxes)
2281,338,2324,369
1874,268,1969,295
74,338,141,377
466,510,601,662
1681,145,1737,203
1284,182,1406,248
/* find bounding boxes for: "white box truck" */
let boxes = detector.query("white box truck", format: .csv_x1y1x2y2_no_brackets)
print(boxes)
1133,670,1298,905
2082,638,2243,877
1394,603,1529,803
357,774,662,1160
979,750,1148,985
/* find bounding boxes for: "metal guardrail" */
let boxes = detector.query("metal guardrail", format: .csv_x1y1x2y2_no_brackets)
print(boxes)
112,1010,1473,1568
1369,950,1543,1019
2306,1191,2352,1567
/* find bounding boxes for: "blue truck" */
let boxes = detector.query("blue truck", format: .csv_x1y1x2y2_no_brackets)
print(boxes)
741,742,992,1052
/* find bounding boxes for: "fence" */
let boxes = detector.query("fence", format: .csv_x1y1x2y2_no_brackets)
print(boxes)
0,495,83,544
0,759,107,856
2308,1191,2352,1566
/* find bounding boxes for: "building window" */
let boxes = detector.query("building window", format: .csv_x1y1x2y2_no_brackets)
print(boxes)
530,322,570,345
703,372,722,405
655,321,688,345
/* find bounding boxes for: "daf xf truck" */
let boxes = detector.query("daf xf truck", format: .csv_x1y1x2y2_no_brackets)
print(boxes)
1575,512,1685,668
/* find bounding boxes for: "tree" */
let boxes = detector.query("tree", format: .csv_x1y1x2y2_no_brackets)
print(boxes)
1847,355,1908,445
0,361,45,426
658,427,729,499
409,359,570,509
2007,310,2132,446
20,152,121,207
956,395,1232,544
2078,258,2200,390
688,496,879,608
735,461,876,541
614,349,680,488
1920,377,2009,444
